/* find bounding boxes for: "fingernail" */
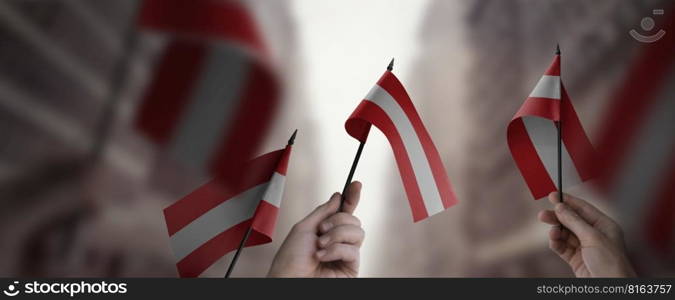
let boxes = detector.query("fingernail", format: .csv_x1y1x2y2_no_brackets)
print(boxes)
318,236,329,247
316,250,326,258
549,192,560,202
320,222,333,232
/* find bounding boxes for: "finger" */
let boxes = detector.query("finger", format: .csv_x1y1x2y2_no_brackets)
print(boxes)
565,229,581,248
538,210,560,226
549,238,567,255
548,192,614,228
319,213,361,234
316,243,359,263
317,224,365,248
295,193,341,231
548,227,576,262
549,225,566,240
549,239,575,263
341,181,362,214
547,191,564,205
554,203,601,245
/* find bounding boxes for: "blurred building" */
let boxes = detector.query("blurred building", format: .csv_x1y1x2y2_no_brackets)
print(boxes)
0,0,317,277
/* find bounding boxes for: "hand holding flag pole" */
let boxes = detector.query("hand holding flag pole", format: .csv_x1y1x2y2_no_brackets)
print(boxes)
339,59,395,211
224,129,298,278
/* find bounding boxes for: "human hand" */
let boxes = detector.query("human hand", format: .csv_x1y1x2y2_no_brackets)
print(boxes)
538,192,636,277
268,181,363,277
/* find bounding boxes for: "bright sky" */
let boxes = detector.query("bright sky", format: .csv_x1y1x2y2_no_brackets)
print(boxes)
291,0,431,276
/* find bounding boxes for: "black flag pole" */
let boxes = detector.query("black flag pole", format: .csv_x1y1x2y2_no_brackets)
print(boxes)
340,141,365,212
339,58,394,211
224,129,298,278
224,225,253,278
556,44,565,233
556,44,563,205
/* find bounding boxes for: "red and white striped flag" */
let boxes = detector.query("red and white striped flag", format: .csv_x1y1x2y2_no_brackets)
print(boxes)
164,144,293,277
507,53,595,200
345,69,458,222
135,0,279,180
595,6,675,270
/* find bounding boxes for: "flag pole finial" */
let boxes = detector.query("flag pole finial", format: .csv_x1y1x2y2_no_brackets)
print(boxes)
387,58,394,71
288,129,298,145
555,43,561,55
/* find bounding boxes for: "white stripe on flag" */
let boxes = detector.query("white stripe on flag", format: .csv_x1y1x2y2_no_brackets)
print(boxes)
529,75,561,99
365,85,445,216
611,69,675,237
169,181,268,261
522,116,582,192
262,172,286,207
169,44,250,173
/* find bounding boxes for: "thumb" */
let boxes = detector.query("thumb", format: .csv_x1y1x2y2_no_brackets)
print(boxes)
296,192,341,230
340,181,362,215
554,203,601,245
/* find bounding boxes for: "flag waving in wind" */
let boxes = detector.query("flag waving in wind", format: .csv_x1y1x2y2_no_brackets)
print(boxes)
135,0,279,180
345,67,458,222
507,53,595,199
163,142,293,277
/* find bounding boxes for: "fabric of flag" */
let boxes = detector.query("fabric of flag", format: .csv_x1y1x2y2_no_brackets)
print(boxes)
594,6,675,266
164,144,292,277
135,0,279,180
507,54,595,200
345,70,458,222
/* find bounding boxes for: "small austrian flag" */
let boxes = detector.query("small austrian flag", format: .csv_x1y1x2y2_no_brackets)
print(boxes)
345,67,458,222
507,54,595,199
163,144,292,277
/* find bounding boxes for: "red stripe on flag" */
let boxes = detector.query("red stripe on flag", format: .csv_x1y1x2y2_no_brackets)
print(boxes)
138,0,266,52
507,118,557,199
209,63,280,181
514,97,560,121
251,200,280,239
377,71,458,209
560,85,595,181
645,154,675,256
544,55,561,76
175,219,249,277
164,149,284,235
347,100,429,221
134,41,206,146
275,145,292,176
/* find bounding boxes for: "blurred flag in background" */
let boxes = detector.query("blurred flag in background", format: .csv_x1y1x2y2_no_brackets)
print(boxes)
135,0,280,182
594,5,675,273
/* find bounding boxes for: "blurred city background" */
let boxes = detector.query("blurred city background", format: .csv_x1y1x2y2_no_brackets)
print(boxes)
0,0,673,277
